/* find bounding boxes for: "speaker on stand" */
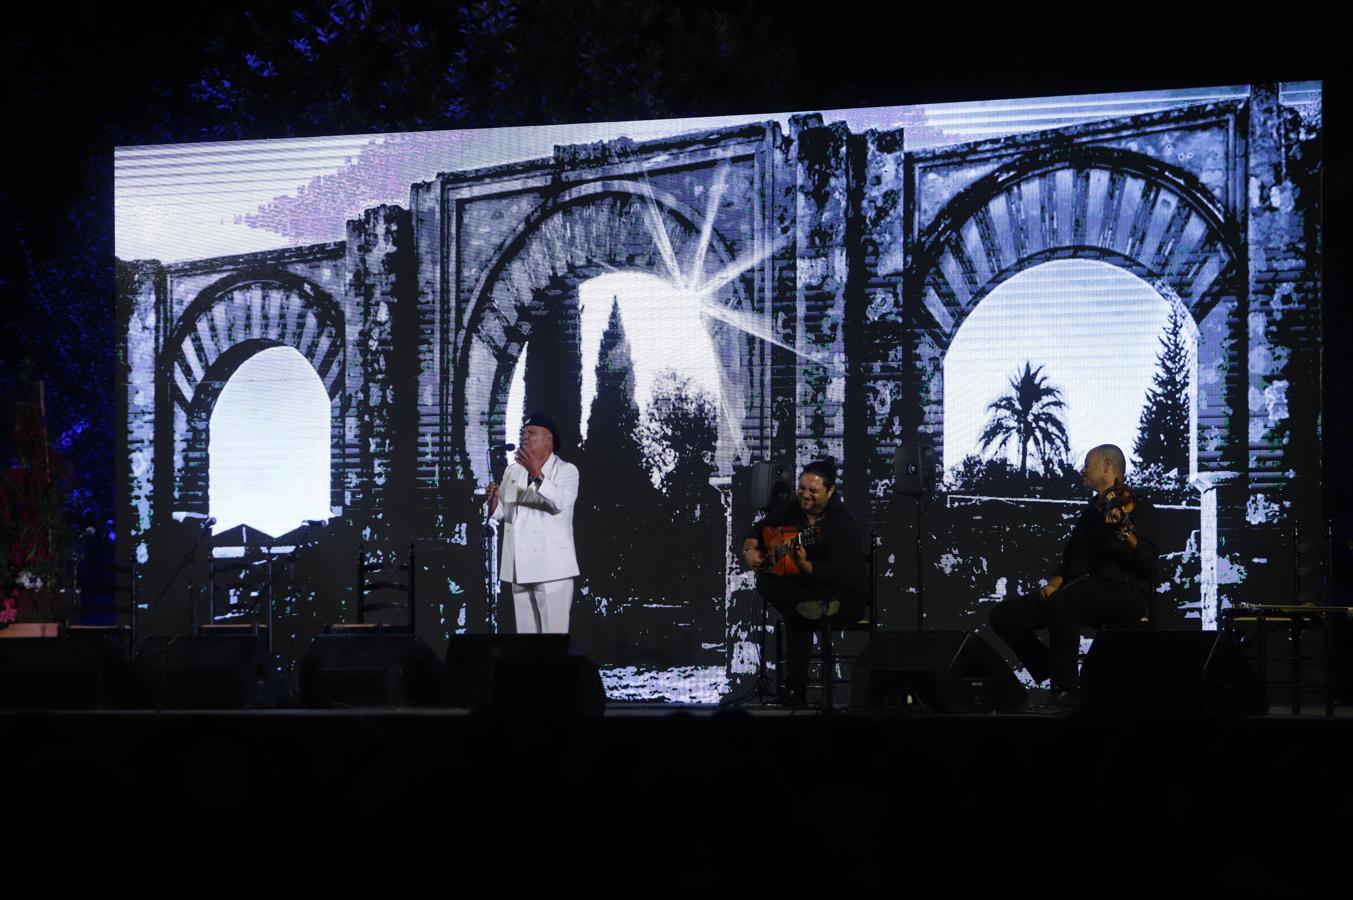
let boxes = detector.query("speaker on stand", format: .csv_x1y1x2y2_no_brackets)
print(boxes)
850,630,1026,712
444,634,604,716
893,443,936,631
749,460,794,511
1081,630,1267,717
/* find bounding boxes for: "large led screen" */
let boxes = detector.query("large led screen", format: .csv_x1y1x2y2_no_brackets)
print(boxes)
116,82,1323,701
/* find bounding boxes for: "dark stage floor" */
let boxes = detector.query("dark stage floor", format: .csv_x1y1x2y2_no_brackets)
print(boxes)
4,703,1351,894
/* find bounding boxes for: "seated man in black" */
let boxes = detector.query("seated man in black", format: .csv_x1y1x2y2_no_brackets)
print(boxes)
740,459,867,707
988,443,1157,709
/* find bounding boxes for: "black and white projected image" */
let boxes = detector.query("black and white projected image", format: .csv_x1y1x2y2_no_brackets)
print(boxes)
116,82,1323,700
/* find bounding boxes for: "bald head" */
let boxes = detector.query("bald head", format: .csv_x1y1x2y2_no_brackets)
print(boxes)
1082,444,1126,494
1090,444,1126,476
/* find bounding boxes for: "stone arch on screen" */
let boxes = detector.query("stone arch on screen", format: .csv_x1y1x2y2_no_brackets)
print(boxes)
158,271,345,519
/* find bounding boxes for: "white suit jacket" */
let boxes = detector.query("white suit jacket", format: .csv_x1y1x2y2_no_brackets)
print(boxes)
489,453,580,585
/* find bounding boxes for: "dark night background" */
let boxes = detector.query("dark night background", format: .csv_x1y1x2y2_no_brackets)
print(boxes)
0,1,1346,583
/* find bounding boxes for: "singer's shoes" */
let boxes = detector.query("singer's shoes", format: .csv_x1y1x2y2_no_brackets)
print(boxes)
794,599,840,621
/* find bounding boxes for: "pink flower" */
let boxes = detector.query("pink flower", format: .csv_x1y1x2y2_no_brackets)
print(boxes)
0,597,17,624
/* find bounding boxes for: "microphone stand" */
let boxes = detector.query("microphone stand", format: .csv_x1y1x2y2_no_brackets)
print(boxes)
908,491,933,631
257,520,322,703
275,520,324,652
145,518,212,717
481,444,513,634
148,517,215,636
65,524,93,628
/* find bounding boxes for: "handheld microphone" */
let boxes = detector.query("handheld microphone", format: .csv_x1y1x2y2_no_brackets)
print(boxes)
491,443,516,452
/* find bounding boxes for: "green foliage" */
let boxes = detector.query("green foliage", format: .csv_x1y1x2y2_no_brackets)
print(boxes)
574,299,656,612
1129,462,1197,506
0,385,73,623
1133,307,1191,478
978,361,1071,477
163,0,801,141
570,302,724,666
643,369,718,516
946,453,1083,499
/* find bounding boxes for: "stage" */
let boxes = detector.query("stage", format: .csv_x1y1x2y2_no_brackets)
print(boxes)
4,703,1350,893
1,10,1342,894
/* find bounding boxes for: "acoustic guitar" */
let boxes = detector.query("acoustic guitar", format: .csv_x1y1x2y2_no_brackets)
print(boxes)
759,524,819,577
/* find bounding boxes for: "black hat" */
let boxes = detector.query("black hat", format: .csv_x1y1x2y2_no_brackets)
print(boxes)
522,411,561,452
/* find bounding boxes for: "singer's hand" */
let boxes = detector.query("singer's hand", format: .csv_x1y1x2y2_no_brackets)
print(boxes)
486,481,500,516
514,446,543,480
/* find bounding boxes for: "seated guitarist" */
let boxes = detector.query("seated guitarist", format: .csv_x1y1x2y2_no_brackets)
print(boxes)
741,458,867,707
988,444,1157,710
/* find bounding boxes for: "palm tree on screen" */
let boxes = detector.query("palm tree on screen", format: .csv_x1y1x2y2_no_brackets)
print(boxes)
979,362,1071,478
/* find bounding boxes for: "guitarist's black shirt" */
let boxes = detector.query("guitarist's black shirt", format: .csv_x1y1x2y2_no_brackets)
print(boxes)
1057,490,1157,598
742,494,868,600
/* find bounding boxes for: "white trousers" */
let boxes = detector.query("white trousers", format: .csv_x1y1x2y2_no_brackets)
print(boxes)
510,578,574,634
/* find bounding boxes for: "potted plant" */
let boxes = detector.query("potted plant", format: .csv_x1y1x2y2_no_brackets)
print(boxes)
0,381,72,637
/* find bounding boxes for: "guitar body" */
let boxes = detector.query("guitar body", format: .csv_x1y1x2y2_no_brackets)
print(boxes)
761,525,817,576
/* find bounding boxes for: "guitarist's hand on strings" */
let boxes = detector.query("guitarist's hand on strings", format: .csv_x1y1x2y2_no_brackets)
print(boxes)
792,541,813,575
1039,575,1063,599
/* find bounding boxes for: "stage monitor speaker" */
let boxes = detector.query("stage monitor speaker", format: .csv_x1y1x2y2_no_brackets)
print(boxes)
299,633,443,707
0,634,135,710
892,444,936,496
445,634,604,716
1081,630,1267,717
134,634,280,709
851,630,1026,712
749,460,794,511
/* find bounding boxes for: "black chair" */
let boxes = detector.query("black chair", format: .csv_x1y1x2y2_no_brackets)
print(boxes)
335,542,416,633
1222,521,1349,715
1073,571,1157,683
65,559,138,656
774,532,880,711
203,552,274,653
295,543,430,707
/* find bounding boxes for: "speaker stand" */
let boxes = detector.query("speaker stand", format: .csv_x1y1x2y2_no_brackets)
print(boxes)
904,491,931,631
721,594,776,707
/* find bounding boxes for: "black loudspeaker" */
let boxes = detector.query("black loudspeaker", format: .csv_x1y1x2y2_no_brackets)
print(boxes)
749,460,794,510
0,635,135,710
134,635,280,709
445,634,604,716
892,444,936,496
299,633,444,707
851,630,1026,712
1081,630,1267,717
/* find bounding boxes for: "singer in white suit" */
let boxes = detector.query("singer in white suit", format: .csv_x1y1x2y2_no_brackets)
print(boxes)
485,412,580,634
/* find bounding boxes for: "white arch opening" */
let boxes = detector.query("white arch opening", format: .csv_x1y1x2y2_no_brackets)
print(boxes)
208,345,331,537
942,258,1199,482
